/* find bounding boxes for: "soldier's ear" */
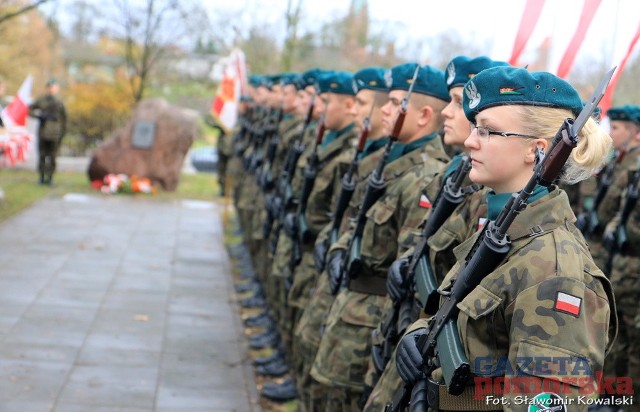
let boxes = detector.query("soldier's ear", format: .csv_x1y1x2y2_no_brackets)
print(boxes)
417,105,433,128
524,140,548,165
344,96,356,110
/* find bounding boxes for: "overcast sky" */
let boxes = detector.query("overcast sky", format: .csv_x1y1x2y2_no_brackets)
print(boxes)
206,0,640,71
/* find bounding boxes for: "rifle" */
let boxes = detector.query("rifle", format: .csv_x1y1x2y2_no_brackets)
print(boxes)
295,117,327,244
373,156,477,377
575,150,624,237
234,105,256,158
604,167,640,276
386,67,614,412
335,66,420,295
267,102,319,253
319,102,376,271
250,107,280,177
257,106,284,191
265,96,317,240
243,105,269,173
285,118,326,279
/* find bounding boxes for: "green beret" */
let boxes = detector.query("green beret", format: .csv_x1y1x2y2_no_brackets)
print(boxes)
387,63,450,102
255,75,273,90
248,75,261,87
586,102,602,122
353,67,388,93
463,66,583,123
268,74,283,89
316,71,355,95
280,73,302,88
445,56,510,89
302,68,322,88
607,105,638,122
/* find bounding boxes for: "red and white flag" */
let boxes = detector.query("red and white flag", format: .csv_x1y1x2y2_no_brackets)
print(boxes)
1,75,32,127
554,291,582,316
211,48,247,133
0,75,34,167
418,194,432,209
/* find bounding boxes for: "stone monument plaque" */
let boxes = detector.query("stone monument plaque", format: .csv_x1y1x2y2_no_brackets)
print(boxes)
132,120,156,149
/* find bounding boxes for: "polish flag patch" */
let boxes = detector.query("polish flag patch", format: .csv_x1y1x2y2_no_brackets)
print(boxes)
554,292,582,317
477,217,487,231
419,194,431,209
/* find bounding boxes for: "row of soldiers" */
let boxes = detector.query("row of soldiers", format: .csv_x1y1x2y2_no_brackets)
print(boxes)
221,56,639,411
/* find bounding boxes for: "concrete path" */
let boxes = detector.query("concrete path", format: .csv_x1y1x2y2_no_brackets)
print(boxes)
0,193,258,411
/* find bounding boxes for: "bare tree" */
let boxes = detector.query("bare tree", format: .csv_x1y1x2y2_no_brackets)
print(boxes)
109,0,209,102
281,0,303,72
0,0,49,26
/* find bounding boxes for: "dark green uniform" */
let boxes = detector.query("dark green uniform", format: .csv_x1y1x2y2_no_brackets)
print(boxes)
29,93,66,184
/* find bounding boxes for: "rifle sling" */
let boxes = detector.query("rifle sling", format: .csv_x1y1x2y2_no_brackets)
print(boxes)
348,276,387,296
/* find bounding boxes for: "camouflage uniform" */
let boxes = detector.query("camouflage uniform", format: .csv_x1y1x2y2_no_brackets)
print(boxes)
401,188,616,411
216,127,233,194
364,159,489,411
234,108,270,246
604,160,640,403
268,123,318,329
310,134,448,409
259,115,303,303
286,125,359,354
293,142,389,409
230,111,255,212
242,110,281,276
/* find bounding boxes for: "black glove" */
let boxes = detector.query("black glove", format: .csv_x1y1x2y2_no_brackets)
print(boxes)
387,257,410,304
272,196,283,217
327,250,345,295
603,229,616,251
314,238,330,272
264,193,274,215
396,327,427,386
283,212,297,238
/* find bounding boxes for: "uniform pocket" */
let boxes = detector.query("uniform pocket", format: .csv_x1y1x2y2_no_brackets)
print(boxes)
340,292,385,328
515,339,592,388
361,197,397,267
427,225,457,253
456,285,504,375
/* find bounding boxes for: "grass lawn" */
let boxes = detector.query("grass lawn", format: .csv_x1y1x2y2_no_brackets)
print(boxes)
0,169,222,224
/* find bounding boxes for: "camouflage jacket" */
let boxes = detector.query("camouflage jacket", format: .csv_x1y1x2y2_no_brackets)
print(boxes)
303,125,359,242
330,135,449,277
604,163,640,302
431,188,616,410
290,122,321,205
29,94,66,142
273,115,304,178
311,136,448,390
585,149,640,228
315,142,389,249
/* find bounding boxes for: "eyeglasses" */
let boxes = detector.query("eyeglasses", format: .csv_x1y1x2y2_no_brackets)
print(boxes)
470,124,537,141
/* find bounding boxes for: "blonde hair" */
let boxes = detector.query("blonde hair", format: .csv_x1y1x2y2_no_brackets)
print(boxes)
515,105,612,184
